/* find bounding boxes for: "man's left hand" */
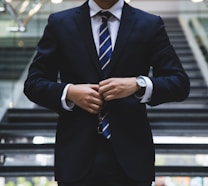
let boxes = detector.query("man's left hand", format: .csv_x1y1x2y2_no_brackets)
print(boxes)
99,77,138,101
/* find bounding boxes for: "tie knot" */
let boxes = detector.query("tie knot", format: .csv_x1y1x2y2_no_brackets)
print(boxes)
99,11,112,22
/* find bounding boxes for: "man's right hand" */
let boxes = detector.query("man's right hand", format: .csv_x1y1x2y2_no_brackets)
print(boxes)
66,84,103,114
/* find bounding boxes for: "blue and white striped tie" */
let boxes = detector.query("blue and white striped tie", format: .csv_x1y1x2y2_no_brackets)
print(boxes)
99,11,112,77
98,11,112,139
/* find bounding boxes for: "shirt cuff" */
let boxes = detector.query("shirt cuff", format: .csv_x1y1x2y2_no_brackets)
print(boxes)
61,84,75,111
140,76,153,103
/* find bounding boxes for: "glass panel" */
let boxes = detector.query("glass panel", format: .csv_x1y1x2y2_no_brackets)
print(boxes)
0,1,47,109
189,17,208,63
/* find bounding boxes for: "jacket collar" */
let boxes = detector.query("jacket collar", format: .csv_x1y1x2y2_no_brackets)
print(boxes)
75,1,137,79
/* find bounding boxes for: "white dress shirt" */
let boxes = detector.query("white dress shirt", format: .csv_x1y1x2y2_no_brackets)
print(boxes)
61,0,153,111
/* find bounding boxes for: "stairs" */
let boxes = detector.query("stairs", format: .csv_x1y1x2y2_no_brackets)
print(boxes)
0,47,35,80
0,17,208,177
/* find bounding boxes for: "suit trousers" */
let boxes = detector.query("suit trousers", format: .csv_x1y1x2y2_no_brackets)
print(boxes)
57,135,152,186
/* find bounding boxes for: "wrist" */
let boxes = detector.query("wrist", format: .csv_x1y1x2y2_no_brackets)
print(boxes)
66,84,74,101
135,76,147,98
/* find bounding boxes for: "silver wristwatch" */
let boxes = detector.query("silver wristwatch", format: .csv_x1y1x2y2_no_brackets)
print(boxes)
135,76,147,97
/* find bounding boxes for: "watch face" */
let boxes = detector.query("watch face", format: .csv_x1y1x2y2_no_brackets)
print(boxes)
135,76,146,97
138,77,146,87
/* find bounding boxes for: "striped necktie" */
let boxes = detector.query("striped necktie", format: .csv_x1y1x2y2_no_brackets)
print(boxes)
99,11,112,77
97,11,112,139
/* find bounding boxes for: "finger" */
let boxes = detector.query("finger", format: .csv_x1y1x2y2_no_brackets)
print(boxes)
99,82,112,95
103,93,115,101
102,87,115,97
91,96,103,106
87,103,102,114
99,78,111,86
90,84,99,91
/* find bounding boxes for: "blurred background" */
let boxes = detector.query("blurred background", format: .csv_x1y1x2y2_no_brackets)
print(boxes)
0,0,208,185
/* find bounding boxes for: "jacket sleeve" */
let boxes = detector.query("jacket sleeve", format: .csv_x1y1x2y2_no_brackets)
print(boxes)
147,17,190,106
24,13,67,113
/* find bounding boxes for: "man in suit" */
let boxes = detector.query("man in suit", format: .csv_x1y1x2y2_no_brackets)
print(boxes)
24,0,190,185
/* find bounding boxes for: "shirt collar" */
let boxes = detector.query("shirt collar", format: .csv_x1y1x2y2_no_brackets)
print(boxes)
88,0,124,20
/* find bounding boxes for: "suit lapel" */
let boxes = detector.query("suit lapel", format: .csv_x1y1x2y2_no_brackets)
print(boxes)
73,2,137,79
74,2,103,79
108,3,136,76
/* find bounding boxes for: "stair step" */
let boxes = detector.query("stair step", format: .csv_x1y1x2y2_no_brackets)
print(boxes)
0,47,35,80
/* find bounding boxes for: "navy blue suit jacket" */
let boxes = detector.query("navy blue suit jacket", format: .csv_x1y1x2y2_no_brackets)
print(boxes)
24,1,190,183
